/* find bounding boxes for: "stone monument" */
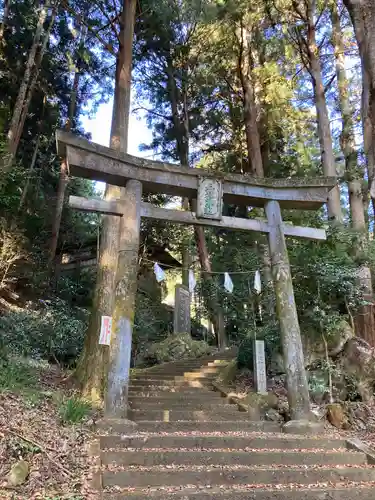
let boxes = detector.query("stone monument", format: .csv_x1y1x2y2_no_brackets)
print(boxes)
173,284,191,334
253,339,267,394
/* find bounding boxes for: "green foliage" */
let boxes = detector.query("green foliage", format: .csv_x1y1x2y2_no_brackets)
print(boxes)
308,373,328,398
237,321,281,369
133,290,173,362
0,298,88,364
343,373,362,401
290,226,364,342
0,356,41,396
144,333,212,365
8,435,41,457
58,396,91,424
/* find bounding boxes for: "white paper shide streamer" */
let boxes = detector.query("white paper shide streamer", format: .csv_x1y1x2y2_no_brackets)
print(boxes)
154,263,165,282
224,272,233,293
189,270,196,292
254,270,262,294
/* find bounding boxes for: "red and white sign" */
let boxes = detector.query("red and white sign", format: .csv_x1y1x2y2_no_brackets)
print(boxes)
99,316,112,345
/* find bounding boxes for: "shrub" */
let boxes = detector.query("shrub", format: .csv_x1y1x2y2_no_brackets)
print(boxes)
59,396,91,424
0,356,42,398
237,322,281,370
0,219,28,291
0,298,88,365
145,333,212,365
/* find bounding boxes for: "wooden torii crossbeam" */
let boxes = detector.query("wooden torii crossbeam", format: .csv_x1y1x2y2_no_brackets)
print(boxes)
56,130,336,428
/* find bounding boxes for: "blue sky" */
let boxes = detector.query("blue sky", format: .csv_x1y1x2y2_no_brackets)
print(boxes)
81,95,152,155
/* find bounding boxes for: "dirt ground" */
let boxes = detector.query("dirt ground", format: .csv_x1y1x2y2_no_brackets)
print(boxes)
0,362,101,499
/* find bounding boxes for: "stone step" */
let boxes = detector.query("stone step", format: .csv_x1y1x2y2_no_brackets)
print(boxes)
185,367,221,374
146,363,228,374
128,392,224,400
131,375,183,381
129,408,251,421
100,420,281,439
143,370,214,377
141,373,220,381
101,420,281,435
153,360,228,369
100,433,346,451
144,351,236,370
102,466,375,488
147,364,226,374
129,401,236,410
146,361,206,369
131,370,220,379
128,384,210,392
130,375,217,384
129,379,212,387
102,486,375,500
101,449,366,467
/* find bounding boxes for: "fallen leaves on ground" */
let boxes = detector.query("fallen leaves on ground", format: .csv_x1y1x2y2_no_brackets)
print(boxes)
0,365,101,499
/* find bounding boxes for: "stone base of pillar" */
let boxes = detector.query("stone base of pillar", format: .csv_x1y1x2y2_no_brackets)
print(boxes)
282,419,324,435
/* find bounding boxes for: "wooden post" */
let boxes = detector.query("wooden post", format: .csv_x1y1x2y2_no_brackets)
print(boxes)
265,200,311,422
105,179,142,417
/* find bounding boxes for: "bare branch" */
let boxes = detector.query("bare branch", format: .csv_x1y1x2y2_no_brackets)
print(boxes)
324,73,336,94
94,0,120,40
318,32,328,51
133,106,172,121
94,13,120,34
315,0,329,28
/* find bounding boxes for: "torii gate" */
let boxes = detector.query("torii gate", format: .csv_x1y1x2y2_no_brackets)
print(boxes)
57,130,335,430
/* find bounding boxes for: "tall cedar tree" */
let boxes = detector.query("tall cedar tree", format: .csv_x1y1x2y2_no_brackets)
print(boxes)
135,0,227,347
75,0,137,402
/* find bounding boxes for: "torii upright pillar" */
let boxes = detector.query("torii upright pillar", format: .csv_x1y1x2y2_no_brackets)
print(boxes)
265,200,310,425
105,179,142,417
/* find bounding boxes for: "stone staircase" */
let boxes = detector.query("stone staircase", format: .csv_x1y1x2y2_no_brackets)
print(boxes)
98,351,375,499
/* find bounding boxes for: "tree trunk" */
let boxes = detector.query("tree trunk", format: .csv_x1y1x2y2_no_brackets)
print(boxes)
18,133,41,212
237,22,264,177
306,1,342,222
166,60,227,347
236,20,273,311
2,3,49,173
49,68,80,268
166,63,191,288
190,199,227,347
49,16,87,268
344,0,375,224
75,0,136,403
17,95,46,212
332,3,375,346
13,6,56,152
331,4,365,229
0,0,11,42
181,197,191,287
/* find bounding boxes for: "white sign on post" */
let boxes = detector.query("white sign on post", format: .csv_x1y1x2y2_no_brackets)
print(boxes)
196,177,223,220
253,340,267,394
99,316,112,345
